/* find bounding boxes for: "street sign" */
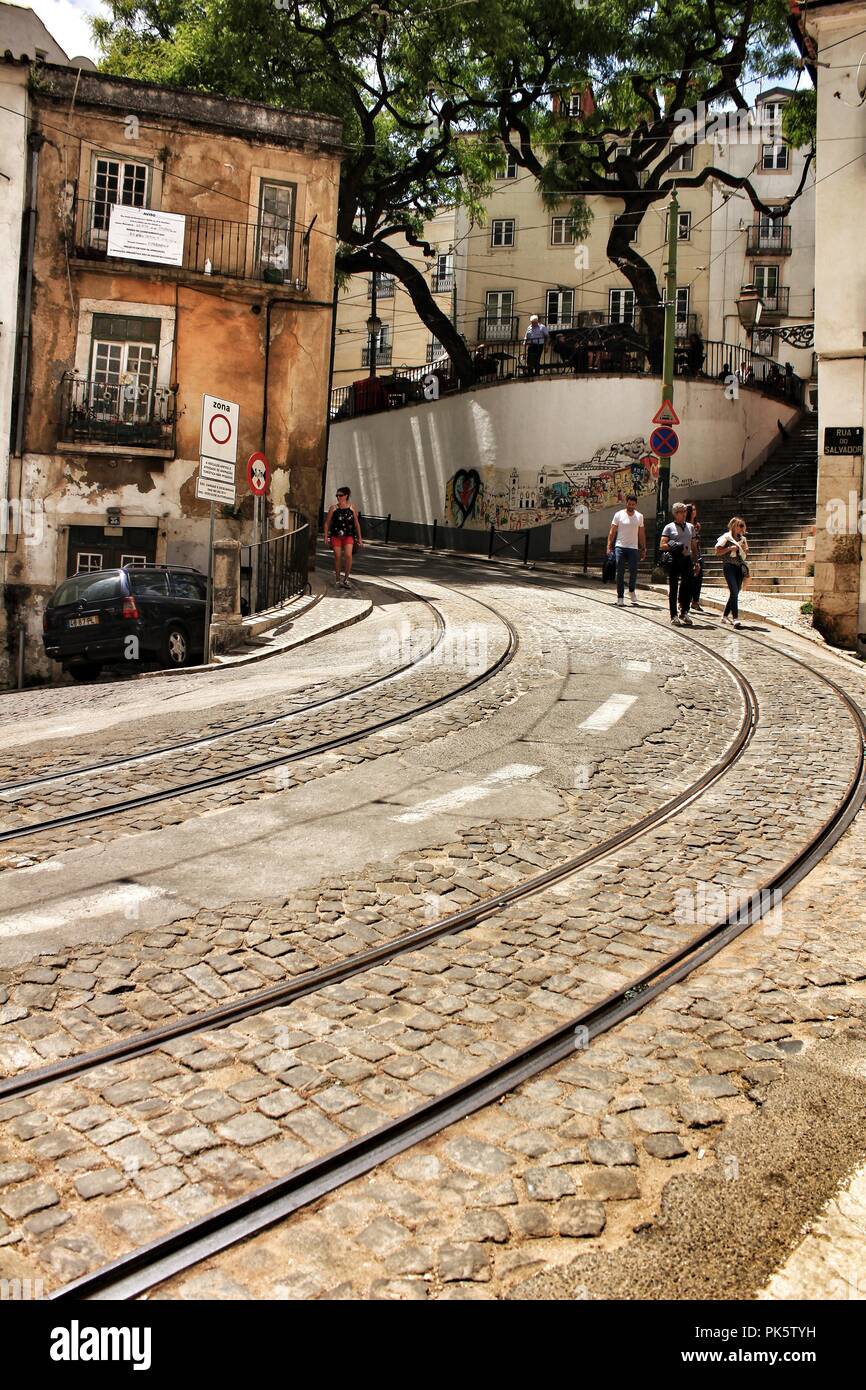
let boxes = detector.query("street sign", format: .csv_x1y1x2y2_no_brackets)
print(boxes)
824,426,863,456
653,399,680,426
649,425,679,457
195,474,236,505
247,452,269,496
199,456,236,485
200,395,239,464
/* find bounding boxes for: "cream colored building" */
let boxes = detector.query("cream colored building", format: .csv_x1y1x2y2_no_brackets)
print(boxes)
332,207,455,387
453,141,715,353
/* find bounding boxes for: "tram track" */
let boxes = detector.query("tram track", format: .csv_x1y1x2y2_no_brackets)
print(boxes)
2,561,862,1301
0,582,517,847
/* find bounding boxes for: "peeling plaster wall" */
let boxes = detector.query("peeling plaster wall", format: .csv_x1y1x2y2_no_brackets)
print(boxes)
2,82,340,685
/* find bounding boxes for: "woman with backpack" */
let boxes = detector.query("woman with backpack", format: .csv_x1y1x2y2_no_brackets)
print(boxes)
715,516,749,627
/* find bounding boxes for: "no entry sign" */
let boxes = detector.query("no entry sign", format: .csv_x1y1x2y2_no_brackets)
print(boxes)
649,425,679,457
247,452,269,496
200,394,239,464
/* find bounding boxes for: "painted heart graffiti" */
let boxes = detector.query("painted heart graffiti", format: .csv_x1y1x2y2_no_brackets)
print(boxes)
451,467,481,527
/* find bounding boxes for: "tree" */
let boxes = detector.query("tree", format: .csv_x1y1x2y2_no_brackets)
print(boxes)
492,0,812,364
92,0,600,385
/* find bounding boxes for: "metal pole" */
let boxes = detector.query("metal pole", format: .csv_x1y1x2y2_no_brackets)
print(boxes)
488,524,495,559
369,272,378,380
204,501,215,664
654,187,679,561
16,624,25,690
251,495,260,615
583,533,589,574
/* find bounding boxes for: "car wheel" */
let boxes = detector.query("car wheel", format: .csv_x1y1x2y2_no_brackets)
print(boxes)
69,662,103,682
162,624,190,668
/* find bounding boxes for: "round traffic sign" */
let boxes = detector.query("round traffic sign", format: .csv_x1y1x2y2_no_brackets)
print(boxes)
649,425,679,457
247,451,269,496
209,414,232,446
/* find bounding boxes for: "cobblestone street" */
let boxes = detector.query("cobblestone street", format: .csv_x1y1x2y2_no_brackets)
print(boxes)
1,552,865,1304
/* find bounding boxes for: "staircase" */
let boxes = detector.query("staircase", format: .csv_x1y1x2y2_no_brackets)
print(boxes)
696,415,818,602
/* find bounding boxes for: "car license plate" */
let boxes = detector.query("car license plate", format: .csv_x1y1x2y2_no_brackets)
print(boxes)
69,615,99,628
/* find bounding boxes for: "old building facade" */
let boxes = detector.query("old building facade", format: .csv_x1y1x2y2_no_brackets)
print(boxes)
2,63,341,684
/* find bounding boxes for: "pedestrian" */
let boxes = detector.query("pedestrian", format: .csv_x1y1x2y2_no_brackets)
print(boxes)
660,501,697,626
714,516,749,627
524,314,549,378
323,485,363,588
606,493,646,607
687,332,704,377
684,501,705,612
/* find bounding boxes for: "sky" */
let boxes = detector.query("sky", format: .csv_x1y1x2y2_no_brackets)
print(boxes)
12,0,106,60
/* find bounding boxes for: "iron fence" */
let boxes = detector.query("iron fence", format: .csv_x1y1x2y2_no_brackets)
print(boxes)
746,225,792,256
69,197,312,288
241,522,310,614
59,374,176,450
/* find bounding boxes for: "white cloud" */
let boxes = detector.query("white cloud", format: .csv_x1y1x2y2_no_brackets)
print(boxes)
16,0,109,62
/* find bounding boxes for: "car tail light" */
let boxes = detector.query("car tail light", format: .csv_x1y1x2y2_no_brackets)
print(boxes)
42,611,49,632
122,597,140,620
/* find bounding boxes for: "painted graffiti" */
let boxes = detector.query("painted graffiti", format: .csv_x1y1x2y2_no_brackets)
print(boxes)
444,438,658,530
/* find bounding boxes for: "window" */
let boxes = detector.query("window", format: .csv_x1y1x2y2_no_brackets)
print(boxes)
172,573,208,600
367,272,395,299
546,289,575,327
669,145,694,172
426,337,443,362
433,252,454,292
760,101,784,127
91,156,148,235
754,264,779,302
362,323,391,365
131,570,169,595
485,290,514,320
567,93,582,117
120,554,147,568
490,219,516,248
609,288,635,324
257,180,295,277
752,329,775,358
618,212,639,244
675,286,690,335
665,210,692,240
759,211,785,240
75,553,104,574
550,216,576,246
762,143,788,170
89,315,160,424
497,150,518,179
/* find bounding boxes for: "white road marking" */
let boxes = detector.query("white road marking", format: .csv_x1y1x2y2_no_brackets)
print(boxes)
394,763,540,824
578,693,638,732
759,1158,866,1300
0,884,165,940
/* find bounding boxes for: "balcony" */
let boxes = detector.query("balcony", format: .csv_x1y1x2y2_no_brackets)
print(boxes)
477,316,520,342
756,286,790,316
367,275,395,298
432,272,454,294
59,375,176,454
674,313,700,338
746,224,792,256
361,345,392,367
69,198,311,288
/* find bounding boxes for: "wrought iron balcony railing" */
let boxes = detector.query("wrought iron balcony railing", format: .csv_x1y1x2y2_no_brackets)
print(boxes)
432,272,454,294
59,375,176,451
477,315,520,342
757,286,790,315
361,345,392,367
69,197,312,288
746,224,792,256
367,275,395,298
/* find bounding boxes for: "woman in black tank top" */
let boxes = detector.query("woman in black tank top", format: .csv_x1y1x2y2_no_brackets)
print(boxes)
324,487,363,587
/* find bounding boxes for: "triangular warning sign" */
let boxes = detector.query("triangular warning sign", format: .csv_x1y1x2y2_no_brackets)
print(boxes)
653,399,680,426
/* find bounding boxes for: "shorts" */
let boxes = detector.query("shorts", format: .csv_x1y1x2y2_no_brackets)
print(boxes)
329,535,354,549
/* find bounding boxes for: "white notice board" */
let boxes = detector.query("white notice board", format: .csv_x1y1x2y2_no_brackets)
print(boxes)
107,205,186,267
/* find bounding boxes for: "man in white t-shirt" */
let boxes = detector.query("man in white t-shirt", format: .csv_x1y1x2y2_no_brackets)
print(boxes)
606,494,647,606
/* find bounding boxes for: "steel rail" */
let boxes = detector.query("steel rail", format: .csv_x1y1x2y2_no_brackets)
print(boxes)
0,588,516,845
51,651,866,1303
0,577,445,795
0,615,756,1103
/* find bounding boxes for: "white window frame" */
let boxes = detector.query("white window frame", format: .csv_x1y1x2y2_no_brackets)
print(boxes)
546,288,575,326
497,150,518,180
609,288,635,324
674,286,690,335
567,93,582,117
550,216,576,246
74,299,176,394
490,219,516,248
485,289,514,321
669,145,694,172
76,553,104,573
120,554,148,568
665,210,692,241
761,143,789,171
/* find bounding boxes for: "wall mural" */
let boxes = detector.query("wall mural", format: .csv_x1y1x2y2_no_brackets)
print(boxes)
445,437,659,530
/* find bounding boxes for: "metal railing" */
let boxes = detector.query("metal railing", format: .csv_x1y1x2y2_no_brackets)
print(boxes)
241,522,310,614
488,524,531,565
70,197,312,288
59,374,176,450
746,225,792,256
432,273,454,294
359,512,392,542
477,316,520,342
757,287,790,315
361,345,393,367
367,275,395,298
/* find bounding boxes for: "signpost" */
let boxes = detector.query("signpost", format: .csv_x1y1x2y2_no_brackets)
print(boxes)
649,425,680,457
247,453,269,611
199,395,239,664
654,188,680,563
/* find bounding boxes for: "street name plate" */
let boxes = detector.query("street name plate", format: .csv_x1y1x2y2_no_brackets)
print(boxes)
199,456,236,484
824,426,864,455
196,474,236,505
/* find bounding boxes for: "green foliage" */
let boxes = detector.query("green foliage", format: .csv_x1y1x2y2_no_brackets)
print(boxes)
783,90,816,154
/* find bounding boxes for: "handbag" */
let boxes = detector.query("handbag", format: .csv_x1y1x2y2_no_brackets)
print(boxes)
602,551,617,584
659,548,672,568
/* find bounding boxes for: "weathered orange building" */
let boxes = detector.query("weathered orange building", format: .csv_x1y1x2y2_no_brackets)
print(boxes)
3,63,341,683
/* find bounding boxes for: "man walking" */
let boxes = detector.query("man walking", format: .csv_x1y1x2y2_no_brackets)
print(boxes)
524,315,549,378
607,493,646,606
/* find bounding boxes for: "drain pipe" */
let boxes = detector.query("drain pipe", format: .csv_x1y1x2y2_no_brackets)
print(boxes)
12,130,44,464
16,623,25,690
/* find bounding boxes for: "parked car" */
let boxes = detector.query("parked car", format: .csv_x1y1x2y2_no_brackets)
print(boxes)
42,565,208,680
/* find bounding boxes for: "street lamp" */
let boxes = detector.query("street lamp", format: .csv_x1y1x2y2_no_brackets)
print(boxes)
735,285,764,332
366,306,382,379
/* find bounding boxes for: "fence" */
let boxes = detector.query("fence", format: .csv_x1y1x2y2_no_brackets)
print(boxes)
349,513,552,563
331,338,803,420
241,522,310,614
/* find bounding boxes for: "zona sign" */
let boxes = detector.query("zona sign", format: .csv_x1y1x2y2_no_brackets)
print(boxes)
200,394,239,465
